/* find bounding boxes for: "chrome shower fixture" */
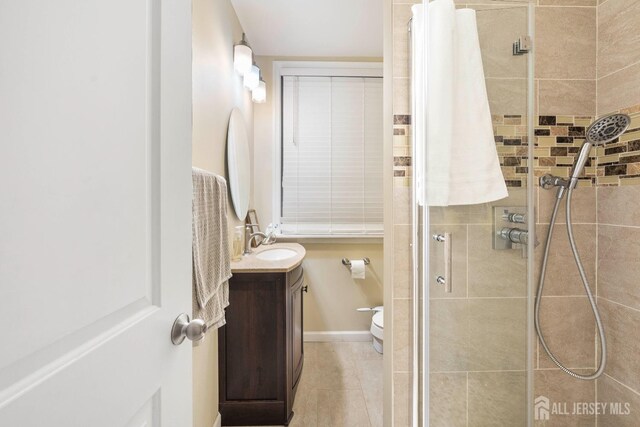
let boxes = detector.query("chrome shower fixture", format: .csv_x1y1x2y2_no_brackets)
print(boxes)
535,113,630,381
542,113,631,192
568,113,631,188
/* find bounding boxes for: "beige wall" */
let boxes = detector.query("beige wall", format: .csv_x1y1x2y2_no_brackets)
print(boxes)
192,0,253,426
252,55,384,333
532,3,600,425
536,2,597,116
594,2,640,425
597,0,640,114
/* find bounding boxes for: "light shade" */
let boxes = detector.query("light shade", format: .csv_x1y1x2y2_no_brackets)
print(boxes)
252,80,266,103
243,65,260,90
233,35,252,76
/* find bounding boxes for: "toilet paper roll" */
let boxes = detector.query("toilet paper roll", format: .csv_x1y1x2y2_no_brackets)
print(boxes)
350,260,366,279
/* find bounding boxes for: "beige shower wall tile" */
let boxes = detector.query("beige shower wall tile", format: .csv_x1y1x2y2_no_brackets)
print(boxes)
393,4,412,78
468,224,527,297
598,0,640,78
538,79,597,116
598,186,640,226
468,371,527,427
429,187,527,225
392,298,411,372
430,298,527,372
598,225,640,311
393,78,410,116
597,374,640,427
393,225,411,298
468,298,527,371
538,185,596,224
475,5,528,79
598,62,640,114
486,78,528,116
393,185,411,226
599,299,640,393
430,299,469,372
537,296,596,369
533,370,596,427
535,7,596,79
393,373,411,426
534,224,596,296
430,373,467,427
429,225,468,298
540,0,596,4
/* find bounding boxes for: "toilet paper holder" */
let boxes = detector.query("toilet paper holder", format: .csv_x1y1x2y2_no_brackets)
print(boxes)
342,257,370,267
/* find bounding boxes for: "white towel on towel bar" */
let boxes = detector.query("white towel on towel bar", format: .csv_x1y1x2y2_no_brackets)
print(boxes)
412,0,508,206
192,167,231,330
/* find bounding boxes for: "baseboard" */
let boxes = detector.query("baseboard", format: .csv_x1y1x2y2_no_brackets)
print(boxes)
304,331,372,342
213,412,221,427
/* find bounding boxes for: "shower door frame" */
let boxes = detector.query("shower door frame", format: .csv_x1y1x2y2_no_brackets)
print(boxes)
410,2,537,426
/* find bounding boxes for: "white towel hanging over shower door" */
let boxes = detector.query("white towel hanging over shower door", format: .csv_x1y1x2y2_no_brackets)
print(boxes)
412,0,508,207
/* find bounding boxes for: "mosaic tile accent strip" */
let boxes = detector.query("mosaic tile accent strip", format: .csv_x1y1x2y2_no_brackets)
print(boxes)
493,114,529,188
594,105,640,186
532,105,640,187
532,114,596,186
391,105,640,188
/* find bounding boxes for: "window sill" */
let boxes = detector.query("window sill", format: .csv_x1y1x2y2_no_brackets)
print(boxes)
275,234,384,244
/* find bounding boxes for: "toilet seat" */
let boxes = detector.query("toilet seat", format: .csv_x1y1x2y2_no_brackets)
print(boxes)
372,311,383,330
370,308,383,354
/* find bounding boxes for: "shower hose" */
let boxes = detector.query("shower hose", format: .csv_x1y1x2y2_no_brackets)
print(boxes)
534,186,607,380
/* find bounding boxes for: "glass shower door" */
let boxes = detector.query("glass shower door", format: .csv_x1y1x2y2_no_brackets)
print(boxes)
412,1,535,425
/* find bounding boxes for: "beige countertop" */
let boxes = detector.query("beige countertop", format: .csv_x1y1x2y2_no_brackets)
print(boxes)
230,242,306,273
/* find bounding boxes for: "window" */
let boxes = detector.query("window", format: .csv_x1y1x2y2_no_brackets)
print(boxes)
278,74,383,236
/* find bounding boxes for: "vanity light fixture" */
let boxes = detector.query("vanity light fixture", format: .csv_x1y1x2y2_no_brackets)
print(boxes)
252,77,266,103
233,33,253,76
243,63,260,91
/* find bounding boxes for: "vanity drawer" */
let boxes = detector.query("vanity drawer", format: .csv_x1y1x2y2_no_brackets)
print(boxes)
288,264,303,286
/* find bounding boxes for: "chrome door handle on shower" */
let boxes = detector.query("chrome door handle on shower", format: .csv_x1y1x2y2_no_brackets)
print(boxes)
432,233,452,293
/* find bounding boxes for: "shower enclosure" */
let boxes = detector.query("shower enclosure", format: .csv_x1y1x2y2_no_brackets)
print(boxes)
393,0,640,425
404,0,536,425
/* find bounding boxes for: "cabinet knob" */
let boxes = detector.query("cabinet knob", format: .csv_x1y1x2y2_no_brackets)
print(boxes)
302,285,309,293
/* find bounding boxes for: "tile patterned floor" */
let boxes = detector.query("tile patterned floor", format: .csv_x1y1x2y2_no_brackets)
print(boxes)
225,341,383,427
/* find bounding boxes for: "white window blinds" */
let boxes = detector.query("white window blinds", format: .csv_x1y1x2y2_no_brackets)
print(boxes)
281,76,383,235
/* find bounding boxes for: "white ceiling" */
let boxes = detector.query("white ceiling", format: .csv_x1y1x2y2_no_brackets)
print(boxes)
230,0,383,58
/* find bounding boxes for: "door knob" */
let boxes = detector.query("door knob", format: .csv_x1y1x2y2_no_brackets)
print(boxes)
171,313,208,345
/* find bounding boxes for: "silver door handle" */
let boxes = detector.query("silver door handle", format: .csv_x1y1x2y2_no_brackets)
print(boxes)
171,313,208,345
432,233,452,293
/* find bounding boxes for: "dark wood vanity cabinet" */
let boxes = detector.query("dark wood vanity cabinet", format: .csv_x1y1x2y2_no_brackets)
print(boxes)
219,265,304,426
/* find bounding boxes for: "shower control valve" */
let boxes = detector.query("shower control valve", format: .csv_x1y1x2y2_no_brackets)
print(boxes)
499,227,529,245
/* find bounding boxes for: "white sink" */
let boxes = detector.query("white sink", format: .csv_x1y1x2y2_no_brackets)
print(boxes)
255,248,298,261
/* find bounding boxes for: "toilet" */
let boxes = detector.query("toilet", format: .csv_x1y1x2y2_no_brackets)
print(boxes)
370,306,384,354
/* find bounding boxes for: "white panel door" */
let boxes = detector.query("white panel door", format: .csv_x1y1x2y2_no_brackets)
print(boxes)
0,0,193,426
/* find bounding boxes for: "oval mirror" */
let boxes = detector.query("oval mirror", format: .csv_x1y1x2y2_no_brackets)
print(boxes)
227,108,251,220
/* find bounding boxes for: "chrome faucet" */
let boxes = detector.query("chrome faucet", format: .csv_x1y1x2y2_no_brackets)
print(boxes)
243,224,275,255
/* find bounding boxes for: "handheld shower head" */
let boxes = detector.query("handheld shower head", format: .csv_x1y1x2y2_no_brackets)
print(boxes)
568,113,631,186
586,113,631,145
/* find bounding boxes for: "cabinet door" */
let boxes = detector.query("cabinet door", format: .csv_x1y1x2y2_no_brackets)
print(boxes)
291,279,304,388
